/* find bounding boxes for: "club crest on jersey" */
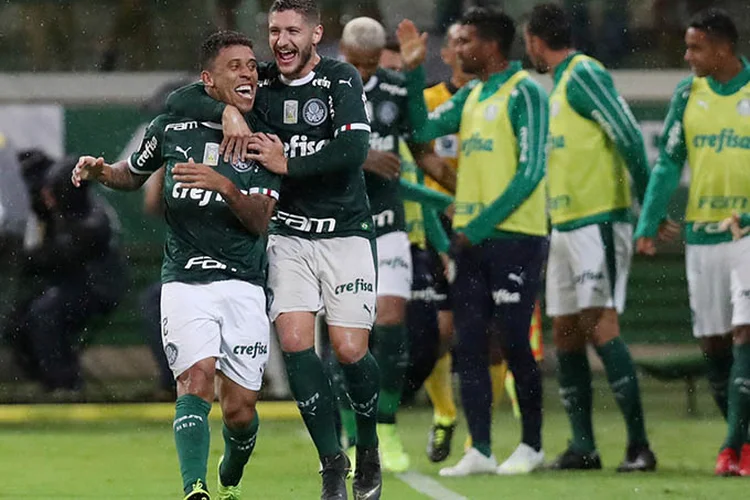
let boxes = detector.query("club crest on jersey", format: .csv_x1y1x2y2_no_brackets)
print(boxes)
303,98,328,126
232,158,256,173
737,99,750,117
484,104,499,121
164,342,178,366
203,142,220,166
377,101,399,126
284,100,299,124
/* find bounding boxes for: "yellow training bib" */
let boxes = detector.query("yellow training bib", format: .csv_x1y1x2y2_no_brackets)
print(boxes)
400,140,426,248
453,71,547,236
684,77,750,222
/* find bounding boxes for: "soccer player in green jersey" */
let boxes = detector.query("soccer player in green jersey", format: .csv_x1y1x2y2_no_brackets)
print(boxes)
398,8,549,476
336,16,456,474
72,32,280,500
165,1,384,497
635,8,750,476
524,3,659,472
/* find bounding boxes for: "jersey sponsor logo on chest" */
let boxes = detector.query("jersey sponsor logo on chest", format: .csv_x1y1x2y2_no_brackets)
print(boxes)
461,132,494,156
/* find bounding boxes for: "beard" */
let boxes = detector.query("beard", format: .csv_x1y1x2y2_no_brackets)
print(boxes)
285,42,314,79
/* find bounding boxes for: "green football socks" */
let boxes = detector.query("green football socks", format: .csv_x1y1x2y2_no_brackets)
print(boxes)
557,350,596,453
174,394,212,495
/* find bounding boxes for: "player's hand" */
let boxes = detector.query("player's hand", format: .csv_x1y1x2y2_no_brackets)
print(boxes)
449,232,471,257
221,106,253,165
658,218,681,242
363,150,400,180
636,237,657,256
396,20,428,71
71,155,105,187
173,158,232,195
246,133,288,175
719,212,749,241
439,252,456,284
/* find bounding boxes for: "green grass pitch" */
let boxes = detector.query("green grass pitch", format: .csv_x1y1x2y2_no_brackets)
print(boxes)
1,377,748,499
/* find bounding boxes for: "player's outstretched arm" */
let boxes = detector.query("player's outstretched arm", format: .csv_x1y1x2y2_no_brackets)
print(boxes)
399,178,453,212
72,156,148,191
411,145,457,194
423,206,451,254
634,78,692,254
459,79,549,245
166,82,226,123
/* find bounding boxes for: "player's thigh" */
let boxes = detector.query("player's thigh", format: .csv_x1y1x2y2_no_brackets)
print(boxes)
161,281,222,380
485,237,546,352
730,236,750,328
216,280,270,392
316,236,377,330
451,246,493,367
376,231,413,301
545,229,578,317
564,223,629,312
686,243,733,338
267,235,323,321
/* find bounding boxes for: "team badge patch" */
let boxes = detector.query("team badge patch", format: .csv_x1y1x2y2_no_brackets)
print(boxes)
377,101,399,125
737,99,750,117
303,98,328,126
232,159,255,173
164,342,179,366
284,100,298,124
203,142,220,166
484,104,499,121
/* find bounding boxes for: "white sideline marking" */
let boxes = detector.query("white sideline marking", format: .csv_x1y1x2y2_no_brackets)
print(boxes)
396,471,468,500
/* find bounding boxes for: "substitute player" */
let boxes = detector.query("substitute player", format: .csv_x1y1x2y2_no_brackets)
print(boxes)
635,8,750,476
524,3,658,472
73,32,279,500
398,8,549,476
166,1,383,498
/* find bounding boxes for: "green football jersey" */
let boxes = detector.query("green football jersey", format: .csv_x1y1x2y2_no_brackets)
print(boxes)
165,57,375,240
129,114,281,286
363,67,411,237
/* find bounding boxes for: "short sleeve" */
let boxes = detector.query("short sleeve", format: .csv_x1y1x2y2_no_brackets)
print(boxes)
128,115,167,175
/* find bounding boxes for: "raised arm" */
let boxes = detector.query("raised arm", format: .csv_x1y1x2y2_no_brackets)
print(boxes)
567,60,650,203
460,79,549,244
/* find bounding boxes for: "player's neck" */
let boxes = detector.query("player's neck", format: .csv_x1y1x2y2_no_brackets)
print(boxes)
451,69,473,88
547,49,576,74
479,57,509,81
711,56,744,84
286,51,321,81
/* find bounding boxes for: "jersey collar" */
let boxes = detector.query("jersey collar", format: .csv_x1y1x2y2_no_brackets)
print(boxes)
551,51,580,89
363,74,379,92
279,71,316,86
478,61,523,98
707,56,750,96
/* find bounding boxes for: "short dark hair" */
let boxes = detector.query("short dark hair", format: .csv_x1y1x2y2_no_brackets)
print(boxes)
527,3,572,50
200,31,254,70
384,35,400,53
270,0,321,25
460,7,516,58
689,8,738,49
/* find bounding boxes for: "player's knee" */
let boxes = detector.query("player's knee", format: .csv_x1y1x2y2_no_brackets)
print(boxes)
176,360,215,401
552,315,587,351
699,333,733,356
222,400,257,429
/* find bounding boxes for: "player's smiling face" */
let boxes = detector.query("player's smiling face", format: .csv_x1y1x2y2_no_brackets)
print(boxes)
269,9,323,79
201,45,258,114
684,27,723,78
341,44,381,83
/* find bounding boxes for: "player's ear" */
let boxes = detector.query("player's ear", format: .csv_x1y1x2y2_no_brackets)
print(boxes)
312,24,323,45
200,70,214,88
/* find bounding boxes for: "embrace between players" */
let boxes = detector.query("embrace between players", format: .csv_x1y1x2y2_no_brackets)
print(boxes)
70,1,750,499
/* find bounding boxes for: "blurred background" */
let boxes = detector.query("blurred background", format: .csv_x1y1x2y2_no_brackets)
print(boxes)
0,0,743,405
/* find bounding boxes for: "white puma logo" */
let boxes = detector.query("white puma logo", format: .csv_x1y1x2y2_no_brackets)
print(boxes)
508,273,524,286
339,78,352,87
175,146,192,159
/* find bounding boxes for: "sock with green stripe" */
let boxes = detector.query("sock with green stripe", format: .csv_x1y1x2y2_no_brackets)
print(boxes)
557,350,595,453
174,394,212,495
372,324,409,424
219,413,259,487
596,338,649,447
722,344,750,452
341,351,380,448
284,348,341,458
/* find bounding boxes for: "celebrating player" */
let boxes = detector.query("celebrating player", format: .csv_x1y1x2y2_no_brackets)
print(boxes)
166,1,383,497
635,8,750,476
398,8,549,476
524,3,659,472
72,32,279,500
